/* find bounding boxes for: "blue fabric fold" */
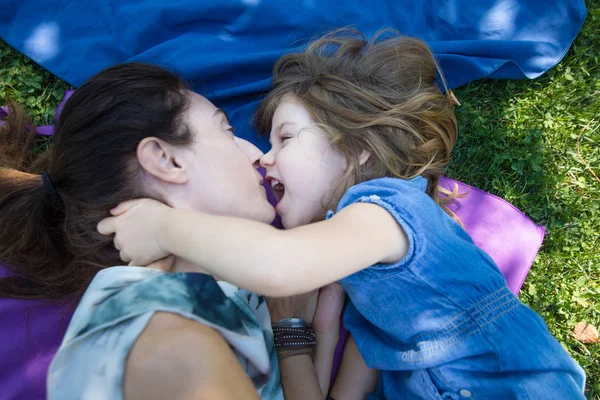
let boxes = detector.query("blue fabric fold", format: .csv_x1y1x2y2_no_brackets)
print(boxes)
0,0,587,150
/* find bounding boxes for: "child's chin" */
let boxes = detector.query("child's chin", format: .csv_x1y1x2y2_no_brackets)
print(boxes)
282,213,311,230
281,218,293,229
281,215,297,230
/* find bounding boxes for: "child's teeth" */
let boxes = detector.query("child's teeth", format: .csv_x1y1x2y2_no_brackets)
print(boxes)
271,179,280,188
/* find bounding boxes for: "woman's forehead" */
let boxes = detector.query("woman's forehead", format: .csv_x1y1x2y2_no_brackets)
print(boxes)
185,90,216,113
185,91,221,130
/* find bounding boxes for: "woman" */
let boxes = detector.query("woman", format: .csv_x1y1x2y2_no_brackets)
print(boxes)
0,62,338,399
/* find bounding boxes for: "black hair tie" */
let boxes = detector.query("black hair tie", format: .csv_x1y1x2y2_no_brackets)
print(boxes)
41,171,60,200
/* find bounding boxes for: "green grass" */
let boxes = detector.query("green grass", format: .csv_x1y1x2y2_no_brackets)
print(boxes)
1,1,599,397
449,1,600,397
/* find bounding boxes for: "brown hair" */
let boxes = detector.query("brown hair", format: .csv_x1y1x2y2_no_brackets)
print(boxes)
254,28,460,218
0,63,192,299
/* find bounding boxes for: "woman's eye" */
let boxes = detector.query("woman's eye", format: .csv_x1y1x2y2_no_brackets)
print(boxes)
281,135,292,142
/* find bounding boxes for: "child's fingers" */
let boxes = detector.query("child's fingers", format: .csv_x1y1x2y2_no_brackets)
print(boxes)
147,255,176,272
119,250,132,264
110,200,139,216
97,217,117,236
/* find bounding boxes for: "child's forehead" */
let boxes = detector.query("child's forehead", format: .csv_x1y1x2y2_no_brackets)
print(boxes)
273,95,311,120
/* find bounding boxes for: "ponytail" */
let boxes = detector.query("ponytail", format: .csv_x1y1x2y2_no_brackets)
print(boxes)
0,102,72,298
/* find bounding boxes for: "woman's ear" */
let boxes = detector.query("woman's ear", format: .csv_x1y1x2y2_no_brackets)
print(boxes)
137,137,188,184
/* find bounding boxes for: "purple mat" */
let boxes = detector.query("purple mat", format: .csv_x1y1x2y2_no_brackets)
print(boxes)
0,266,77,400
439,176,546,294
0,90,73,135
1,92,79,399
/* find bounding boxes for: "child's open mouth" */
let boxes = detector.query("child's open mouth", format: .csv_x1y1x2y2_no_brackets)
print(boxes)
268,178,286,203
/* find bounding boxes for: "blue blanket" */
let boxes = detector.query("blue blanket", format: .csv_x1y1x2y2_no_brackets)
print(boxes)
0,0,587,150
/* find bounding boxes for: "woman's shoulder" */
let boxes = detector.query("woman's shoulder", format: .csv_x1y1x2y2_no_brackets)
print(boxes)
127,311,230,368
48,270,281,399
124,311,260,400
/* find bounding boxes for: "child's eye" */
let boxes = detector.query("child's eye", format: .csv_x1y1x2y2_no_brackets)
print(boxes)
227,126,236,137
281,134,292,142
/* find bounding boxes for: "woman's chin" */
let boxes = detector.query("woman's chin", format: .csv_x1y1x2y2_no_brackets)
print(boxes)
257,204,277,224
264,207,277,224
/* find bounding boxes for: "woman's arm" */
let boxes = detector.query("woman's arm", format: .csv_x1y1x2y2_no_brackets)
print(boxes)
98,199,408,296
275,299,377,400
278,354,325,400
267,283,345,399
124,312,260,400
266,292,324,399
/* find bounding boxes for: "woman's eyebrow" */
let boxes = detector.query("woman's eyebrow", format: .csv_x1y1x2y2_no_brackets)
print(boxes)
213,108,231,124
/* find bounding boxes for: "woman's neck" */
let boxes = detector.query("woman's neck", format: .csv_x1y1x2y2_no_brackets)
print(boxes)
173,257,211,275
143,255,212,276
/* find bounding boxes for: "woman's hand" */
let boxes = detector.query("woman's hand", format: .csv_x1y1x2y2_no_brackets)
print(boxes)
266,284,346,398
266,290,319,325
97,199,172,266
266,283,345,328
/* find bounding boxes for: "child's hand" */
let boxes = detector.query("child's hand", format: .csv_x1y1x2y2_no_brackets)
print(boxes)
97,199,172,266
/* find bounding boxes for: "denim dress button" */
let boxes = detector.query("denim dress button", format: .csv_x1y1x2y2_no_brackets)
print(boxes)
459,389,472,398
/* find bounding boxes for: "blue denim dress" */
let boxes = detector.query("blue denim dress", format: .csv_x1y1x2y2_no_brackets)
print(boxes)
327,177,585,400
47,267,283,400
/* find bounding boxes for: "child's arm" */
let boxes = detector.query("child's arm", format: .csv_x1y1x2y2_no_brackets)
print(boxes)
329,336,379,400
98,198,408,296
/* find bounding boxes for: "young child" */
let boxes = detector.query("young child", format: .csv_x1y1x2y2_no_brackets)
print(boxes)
99,30,586,399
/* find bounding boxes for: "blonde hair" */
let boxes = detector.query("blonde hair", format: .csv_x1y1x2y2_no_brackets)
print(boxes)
254,28,461,219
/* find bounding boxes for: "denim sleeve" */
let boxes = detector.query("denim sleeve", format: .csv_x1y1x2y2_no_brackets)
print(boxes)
334,177,430,273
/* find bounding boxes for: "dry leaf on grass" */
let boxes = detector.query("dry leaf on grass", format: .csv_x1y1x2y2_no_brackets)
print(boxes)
573,322,599,343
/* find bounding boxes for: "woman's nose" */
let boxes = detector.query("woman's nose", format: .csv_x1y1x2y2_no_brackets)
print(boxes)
235,137,264,168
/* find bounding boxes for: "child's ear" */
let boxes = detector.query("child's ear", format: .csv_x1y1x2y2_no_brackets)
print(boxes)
344,149,371,174
137,137,189,185
358,149,371,166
